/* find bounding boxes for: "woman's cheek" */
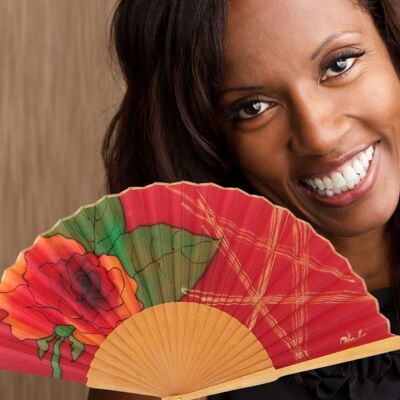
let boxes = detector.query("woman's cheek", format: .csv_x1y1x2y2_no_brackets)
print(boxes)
358,58,400,129
236,145,290,203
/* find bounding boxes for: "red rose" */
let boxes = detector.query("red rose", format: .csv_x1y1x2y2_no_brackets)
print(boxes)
0,234,143,345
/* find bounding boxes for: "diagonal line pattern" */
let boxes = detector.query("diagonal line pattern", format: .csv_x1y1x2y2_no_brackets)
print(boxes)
166,185,371,363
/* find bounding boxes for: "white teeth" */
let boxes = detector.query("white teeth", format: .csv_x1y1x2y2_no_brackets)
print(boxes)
323,177,334,189
302,144,375,196
342,165,358,181
306,179,318,189
352,174,361,185
315,178,325,190
341,184,349,192
331,172,346,188
366,146,374,161
333,187,342,194
352,159,364,174
326,190,334,197
359,153,369,168
346,181,355,190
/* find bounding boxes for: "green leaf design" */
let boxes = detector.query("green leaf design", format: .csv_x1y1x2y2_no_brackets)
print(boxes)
55,324,75,338
42,196,125,256
69,336,85,361
36,334,55,359
109,224,221,307
36,325,85,378
52,337,65,379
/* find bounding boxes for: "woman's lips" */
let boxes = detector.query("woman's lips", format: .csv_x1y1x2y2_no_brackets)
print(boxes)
298,142,380,208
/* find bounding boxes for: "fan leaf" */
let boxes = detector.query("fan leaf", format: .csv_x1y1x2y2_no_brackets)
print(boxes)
110,224,221,307
36,334,55,359
51,337,65,379
69,336,85,362
42,197,125,256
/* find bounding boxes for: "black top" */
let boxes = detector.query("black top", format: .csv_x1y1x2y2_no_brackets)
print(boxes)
209,288,400,400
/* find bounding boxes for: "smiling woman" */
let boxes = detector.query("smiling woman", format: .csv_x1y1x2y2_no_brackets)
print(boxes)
218,0,400,243
92,0,400,399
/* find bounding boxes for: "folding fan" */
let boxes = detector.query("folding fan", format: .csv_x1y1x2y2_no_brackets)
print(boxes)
0,181,399,400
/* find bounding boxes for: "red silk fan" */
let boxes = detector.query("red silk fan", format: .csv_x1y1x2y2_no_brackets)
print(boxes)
0,181,399,399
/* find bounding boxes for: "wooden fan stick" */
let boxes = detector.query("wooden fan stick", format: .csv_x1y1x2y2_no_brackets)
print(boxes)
87,302,400,400
163,336,400,400
87,303,272,397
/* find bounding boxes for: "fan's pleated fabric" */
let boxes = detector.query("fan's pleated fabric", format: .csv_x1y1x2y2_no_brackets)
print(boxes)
0,181,397,398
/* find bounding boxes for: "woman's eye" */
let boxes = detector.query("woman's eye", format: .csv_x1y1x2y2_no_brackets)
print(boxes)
223,99,272,121
321,50,366,82
323,57,356,80
238,100,269,119
224,99,272,121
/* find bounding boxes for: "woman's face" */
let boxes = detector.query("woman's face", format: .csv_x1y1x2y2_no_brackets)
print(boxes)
217,0,400,238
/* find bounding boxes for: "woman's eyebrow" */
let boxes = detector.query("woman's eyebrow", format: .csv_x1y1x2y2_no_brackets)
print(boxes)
217,31,360,99
310,30,359,60
216,85,266,98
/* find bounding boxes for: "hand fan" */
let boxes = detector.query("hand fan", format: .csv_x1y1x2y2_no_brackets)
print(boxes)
1,181,399,400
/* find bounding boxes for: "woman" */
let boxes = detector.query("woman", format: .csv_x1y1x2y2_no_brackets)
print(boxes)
89,0,400,398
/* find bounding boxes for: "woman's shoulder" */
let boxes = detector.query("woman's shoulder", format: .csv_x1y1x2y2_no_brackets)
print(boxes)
371,287,399,334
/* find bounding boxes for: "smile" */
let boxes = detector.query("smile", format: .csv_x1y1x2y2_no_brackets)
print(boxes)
300,145,374,197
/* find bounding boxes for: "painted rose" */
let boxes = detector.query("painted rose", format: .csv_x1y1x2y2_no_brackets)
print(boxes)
0,234,143,346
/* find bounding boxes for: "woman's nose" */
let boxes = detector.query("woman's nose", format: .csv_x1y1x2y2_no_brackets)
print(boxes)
288,85,348,157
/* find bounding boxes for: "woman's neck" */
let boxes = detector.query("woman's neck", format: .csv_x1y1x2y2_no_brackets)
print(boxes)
324,226,392,291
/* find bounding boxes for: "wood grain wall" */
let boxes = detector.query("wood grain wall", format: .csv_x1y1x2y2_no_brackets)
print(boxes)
0,1,123,398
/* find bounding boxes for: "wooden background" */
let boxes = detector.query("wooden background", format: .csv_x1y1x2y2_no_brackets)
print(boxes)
0,0,123,398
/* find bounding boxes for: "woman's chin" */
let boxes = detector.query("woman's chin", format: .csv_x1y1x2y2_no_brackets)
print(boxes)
303,202,396,240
